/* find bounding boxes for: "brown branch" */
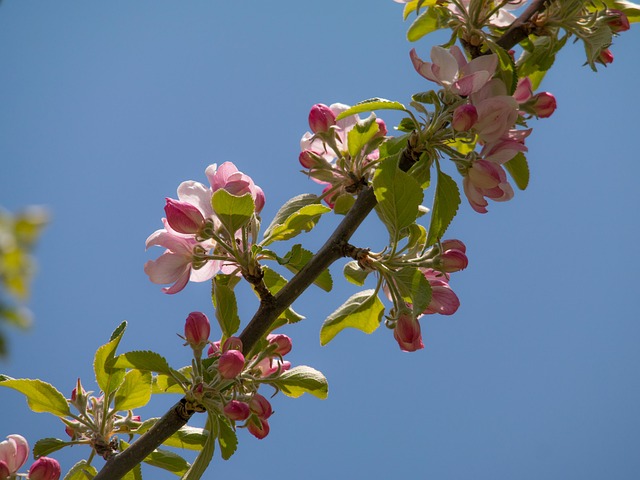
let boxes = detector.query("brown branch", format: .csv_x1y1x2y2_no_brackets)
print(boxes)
496,0,552,50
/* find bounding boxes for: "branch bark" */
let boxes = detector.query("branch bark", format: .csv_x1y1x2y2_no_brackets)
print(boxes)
93,2,555,477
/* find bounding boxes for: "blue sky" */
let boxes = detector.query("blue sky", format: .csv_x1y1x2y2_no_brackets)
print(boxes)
1,2,640,479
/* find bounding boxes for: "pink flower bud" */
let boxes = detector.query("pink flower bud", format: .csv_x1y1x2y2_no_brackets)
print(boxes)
437,248,468,273
249,393,273,419
393,314,424,352
222,336,243,352
422,269,461,315
184,312,210,349
0,462,10,478
607,9,630,33
0,434,29,475
375,118,388,137
267,334,292,356
513,77,533,103
255,357,291,377
218,350,245,379
223,400,250,421
207,341,221,357
598,48,614,65
530,92,557,118
452,104,478,132
441,239,466,254
27,457,61,480
308,103,336,133
247,416,270,439
164,198,206,235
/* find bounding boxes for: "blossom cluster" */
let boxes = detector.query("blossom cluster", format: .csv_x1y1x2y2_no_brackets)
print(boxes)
299,103,387,207
145,162,265,294
183,312,293,439
411,45,556,213
0,434,60,480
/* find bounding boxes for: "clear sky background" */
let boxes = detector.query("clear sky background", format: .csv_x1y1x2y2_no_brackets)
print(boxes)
1,2,639,479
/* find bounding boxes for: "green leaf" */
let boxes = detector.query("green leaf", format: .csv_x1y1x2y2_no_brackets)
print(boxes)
276,244,332,292
211,189,255,235
426,167,460,247
504,152,530,190
121,464,142,480
262,203,330,246
114,369,152,411
0,377,70,417
94,323,127,396
151,368,190,395
142,447,190,476
517,35,567,88
332,193,356,215
34,438,72,458
212,277,241,337
320,290,384,345
263,194,322,240
217,415,238,460
378,134,409,159
343,261,369,286
111,350,173,375
334,98,407,121
182,411,216,480
407,7,445,42
261,267,305,323
347,115,379,158
402,0,438,19
489,42,517,95
407,154,432,189
394,267,432,317
63,460,98,480
373,157,424,239
272,365,329,399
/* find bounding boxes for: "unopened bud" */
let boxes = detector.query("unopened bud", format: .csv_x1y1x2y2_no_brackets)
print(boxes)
184,312,210,349
267,334,292,356
249,393,273,419
375,118,388,137
27,457,62,480
164,198,206,235
218,350,245,379
597,48,614,66
308,104,336,133
222,336,243,352
452,104,478,132
607,9,630,33
530,92,557,118
247,416,270,439
223,400,250,421
393,313,424,352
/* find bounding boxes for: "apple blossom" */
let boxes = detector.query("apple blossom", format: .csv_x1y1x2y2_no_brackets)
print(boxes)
255,356,291,377
206,161,265,213
0,434,29,477
463,159,514,213
410,46,498,96
422,269,461,316
452,104,478,131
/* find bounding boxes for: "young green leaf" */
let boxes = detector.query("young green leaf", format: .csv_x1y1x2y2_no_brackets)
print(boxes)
151,368,190,395
407,7,445,42
332,193,356,215
136,420,208,451
141,447,190,476
347,115,379,158
0,377,70,417
111,350,173,375
276,244,333,292
261,266,305,323
63,460,98,480
393,267,432,317
320,290,384,345
272,365,329,399
211,189,254,235
334,98,407,121
33,438,72,458
373,157,424,239
181,411,216,480
121,464,142,480
113,370,152,411
262,203,331,246
212,277,241,337
343,261,370,286
217,415,238,460
426,167,460,247
503,152,530,190
94,323,127,397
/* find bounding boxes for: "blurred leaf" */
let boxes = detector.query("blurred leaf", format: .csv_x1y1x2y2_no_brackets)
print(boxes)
504,152,530,190
320,290,384,345
0,377,70,417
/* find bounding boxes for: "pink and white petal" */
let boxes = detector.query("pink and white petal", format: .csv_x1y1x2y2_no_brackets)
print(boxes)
463,177,489,213
331,103,358,132
208,161,240,191
163,267,191,294
429,46,459,85
463,53,498,78
410,49,439,84
177,180,214,218
144,252,190,285
453,71,493,96
190,259,220,282
145,228,192,252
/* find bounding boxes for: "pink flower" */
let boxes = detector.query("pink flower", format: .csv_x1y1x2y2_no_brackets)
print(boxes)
0,434,29,477
452,104,478,131
184,312,210,349
513,77,533,104
480,132,529,165
473,95,519,144
441,239,466,253
308,103,337,133
222,336,243,352
218,350,245,379
463,159,514,213
164,198,206,235
422,269,460,315
28,457,61,480
223,400,250,421
144,219,219,294
435,248,468,273
393,313,424,352
255,356,291,377
206,162,265,213
597,48,614,66
410,46,498,96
